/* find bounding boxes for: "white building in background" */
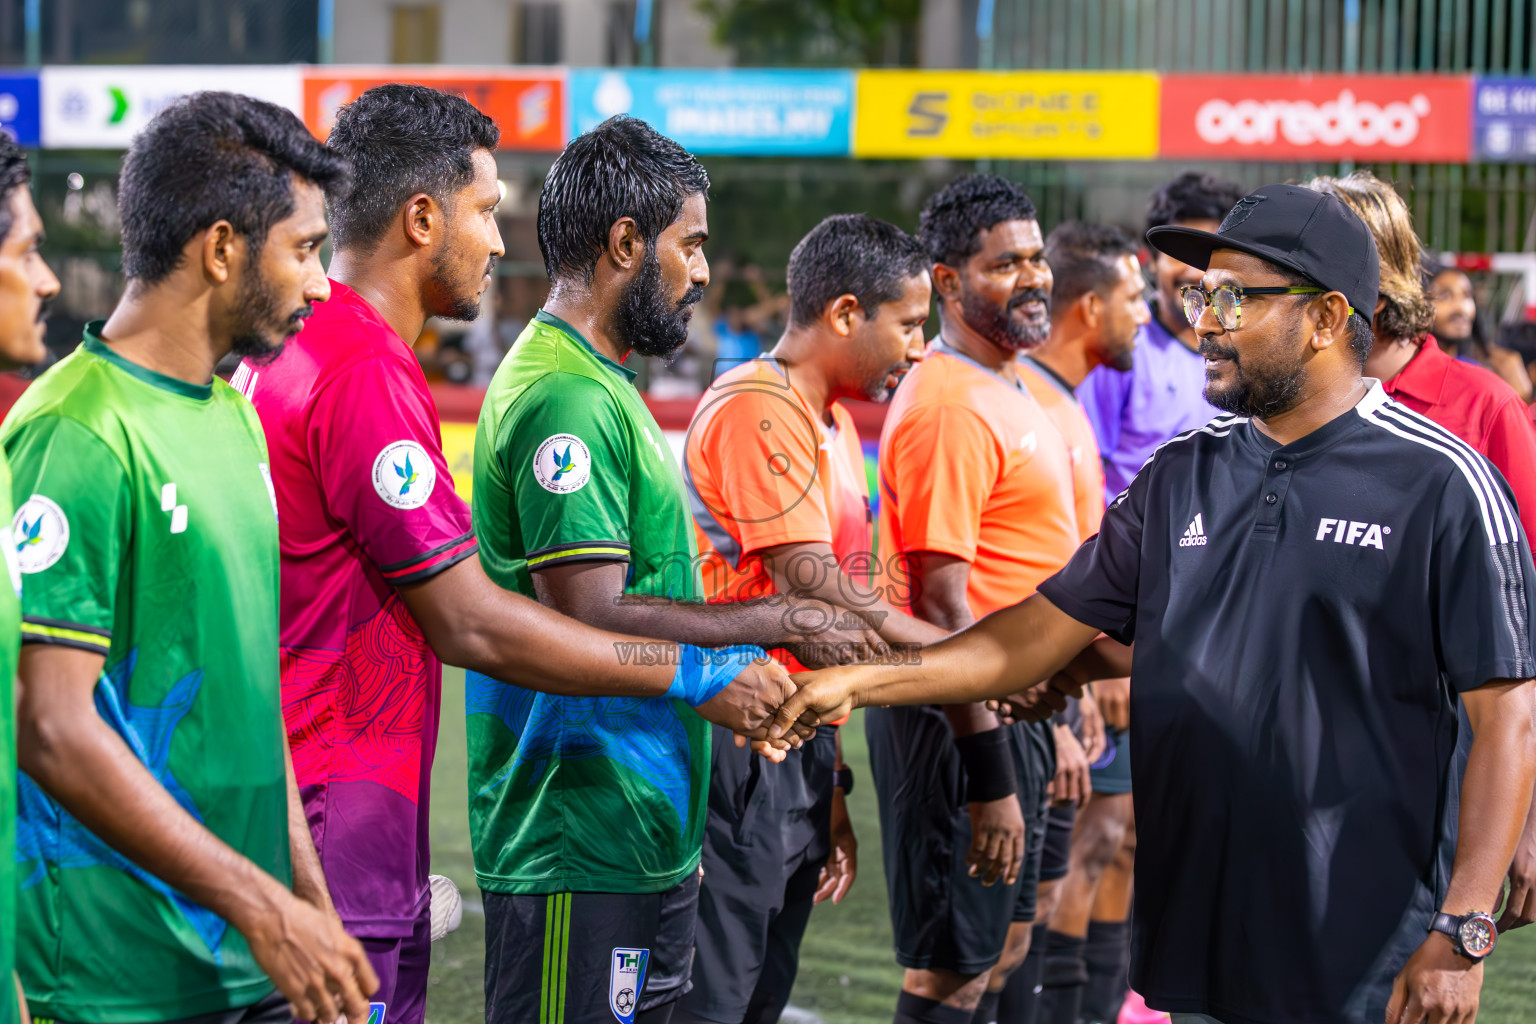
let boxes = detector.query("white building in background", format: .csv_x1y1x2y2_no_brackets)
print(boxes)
331,0,731,67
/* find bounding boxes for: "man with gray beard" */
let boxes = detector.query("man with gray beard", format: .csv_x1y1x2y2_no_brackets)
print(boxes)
869,175,1077,1024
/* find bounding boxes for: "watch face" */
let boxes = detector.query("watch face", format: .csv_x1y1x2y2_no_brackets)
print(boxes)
1459,915,1496,957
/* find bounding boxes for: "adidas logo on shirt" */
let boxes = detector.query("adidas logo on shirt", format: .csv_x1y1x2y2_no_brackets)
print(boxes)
1179,513,1208,547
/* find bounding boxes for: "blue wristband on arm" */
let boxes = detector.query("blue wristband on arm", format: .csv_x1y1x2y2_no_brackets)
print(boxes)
667,644,769,706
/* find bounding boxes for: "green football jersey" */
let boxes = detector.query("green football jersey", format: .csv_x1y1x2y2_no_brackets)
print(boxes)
4,325,287,1022
467,310,709,894
0,451,21,1024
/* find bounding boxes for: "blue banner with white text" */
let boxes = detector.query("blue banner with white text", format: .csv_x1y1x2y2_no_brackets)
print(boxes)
568,69,854,156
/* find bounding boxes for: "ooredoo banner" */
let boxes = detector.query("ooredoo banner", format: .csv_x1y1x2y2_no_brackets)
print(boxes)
1159,74,1472,162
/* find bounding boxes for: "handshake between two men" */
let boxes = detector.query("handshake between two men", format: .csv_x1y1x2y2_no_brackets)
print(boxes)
694,589,1132,760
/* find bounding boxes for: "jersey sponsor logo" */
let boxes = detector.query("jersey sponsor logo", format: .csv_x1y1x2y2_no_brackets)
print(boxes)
1020,431,1038,454
372,440,437,510
160,482,188,535
12,494,68,573
641,426,667,464
609,947,649,1024
1315,517,1391,549
1179,513,1208,547
366,1003,387,1024
229,362,259,401
0,526,20,597
533,433,593,494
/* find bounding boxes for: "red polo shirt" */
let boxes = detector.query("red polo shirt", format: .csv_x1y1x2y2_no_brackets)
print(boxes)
1382,337,1536,542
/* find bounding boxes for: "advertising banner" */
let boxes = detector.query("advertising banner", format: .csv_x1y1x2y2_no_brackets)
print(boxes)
852,71,1159,159
303,69,564,151
1473,78,1536,161
41,66,302,149
1159,74,1472,162
0,74,39,147
568,69,853,155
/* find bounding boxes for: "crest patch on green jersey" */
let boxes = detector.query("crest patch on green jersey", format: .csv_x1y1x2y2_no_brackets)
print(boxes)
533,433,593,494
12,495,68,574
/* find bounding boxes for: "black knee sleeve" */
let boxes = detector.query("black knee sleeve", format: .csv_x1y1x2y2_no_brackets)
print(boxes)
1037,930,1087,1024
1080,919,1132,1024
895,990,979,1024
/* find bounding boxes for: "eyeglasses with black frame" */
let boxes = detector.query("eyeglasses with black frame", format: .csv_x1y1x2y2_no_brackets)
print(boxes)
1180,283,1353,331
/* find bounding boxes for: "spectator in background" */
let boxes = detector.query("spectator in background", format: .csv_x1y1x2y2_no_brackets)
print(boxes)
707,263,790,380
1307,171,1536,543
1079,171,1239,504
1426,259,1533,399
461,309,501,386
1498,321,1536,405
1427,262,1483,357
714,304,762,369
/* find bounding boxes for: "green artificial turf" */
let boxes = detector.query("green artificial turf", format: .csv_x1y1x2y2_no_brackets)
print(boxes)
425,668,1536,1023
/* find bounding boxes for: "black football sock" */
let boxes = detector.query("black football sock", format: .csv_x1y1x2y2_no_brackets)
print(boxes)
998,922,1049,1024
1081,919,1132,1024
895,990,977,1024
1037,930,1087,1024
970,988,1003,1024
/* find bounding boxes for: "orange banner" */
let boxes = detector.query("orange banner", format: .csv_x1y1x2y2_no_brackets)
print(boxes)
302,69,565,151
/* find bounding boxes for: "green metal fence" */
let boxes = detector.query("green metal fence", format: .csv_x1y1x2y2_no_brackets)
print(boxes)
976,0,1536,320
983,0,1536,73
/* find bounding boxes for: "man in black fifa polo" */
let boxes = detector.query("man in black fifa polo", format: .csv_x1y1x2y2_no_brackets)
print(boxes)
773,185,1536,1024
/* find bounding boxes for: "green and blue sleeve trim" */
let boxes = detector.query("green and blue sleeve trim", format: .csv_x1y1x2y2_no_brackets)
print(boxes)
21,615,111,653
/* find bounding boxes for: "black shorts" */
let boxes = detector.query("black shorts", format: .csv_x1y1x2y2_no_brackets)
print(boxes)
1090,728,1132,796
1039,803,1077,883
867,707,1055,975
1011,722,1055,923
483,873,700,1024
676,725,837,1024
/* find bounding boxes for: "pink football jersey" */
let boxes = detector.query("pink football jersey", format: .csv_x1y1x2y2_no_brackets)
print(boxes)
238,280,476,936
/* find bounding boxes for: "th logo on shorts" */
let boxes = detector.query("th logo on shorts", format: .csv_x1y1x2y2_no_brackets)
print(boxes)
609,947,649,1024
366,1003,387,1024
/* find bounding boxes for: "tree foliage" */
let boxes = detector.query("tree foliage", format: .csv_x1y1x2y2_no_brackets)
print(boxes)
699,0,921,67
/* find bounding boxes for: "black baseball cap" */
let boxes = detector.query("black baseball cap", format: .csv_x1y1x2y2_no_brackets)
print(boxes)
1146,184,1380,319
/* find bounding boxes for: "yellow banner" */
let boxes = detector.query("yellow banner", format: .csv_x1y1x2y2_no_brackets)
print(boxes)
441,421,477,501
853,71,1160,159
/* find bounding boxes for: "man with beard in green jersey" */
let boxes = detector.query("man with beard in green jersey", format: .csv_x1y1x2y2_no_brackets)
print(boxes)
0,130,61,1024
8,93,377,1024
470,116,883,1024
